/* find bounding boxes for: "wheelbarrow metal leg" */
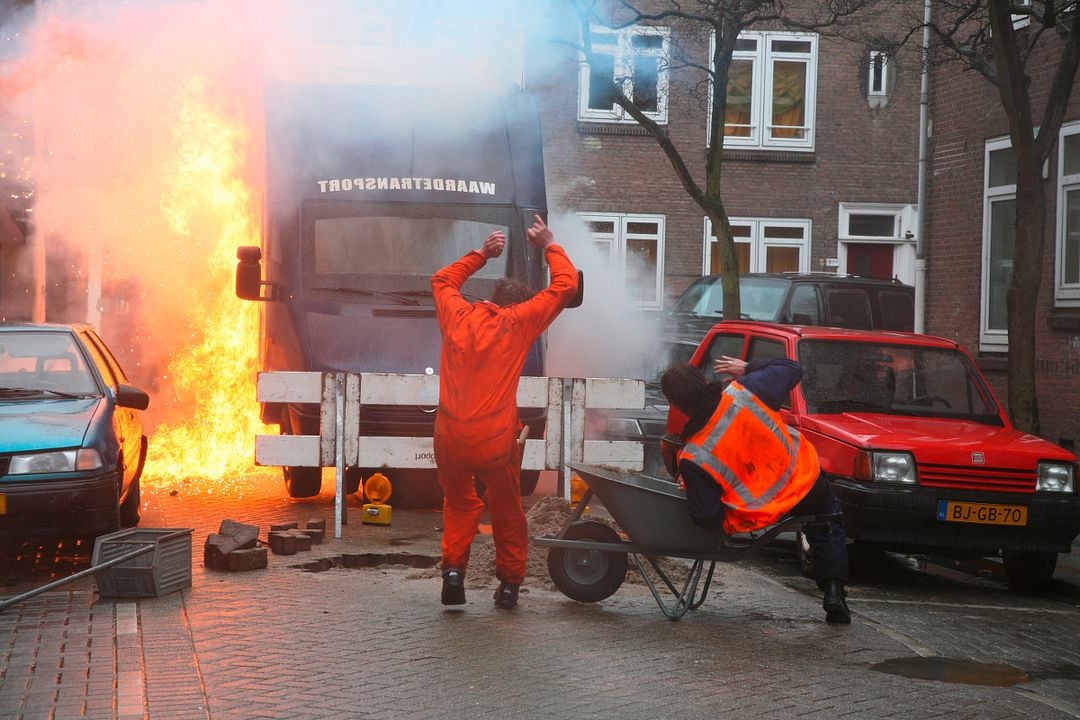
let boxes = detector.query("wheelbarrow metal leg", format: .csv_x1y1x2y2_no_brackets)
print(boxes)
631,554,713,621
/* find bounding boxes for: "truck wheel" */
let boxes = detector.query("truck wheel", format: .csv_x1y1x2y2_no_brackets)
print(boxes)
547,521,627,603
284,466,322,498
1002,550,1057,592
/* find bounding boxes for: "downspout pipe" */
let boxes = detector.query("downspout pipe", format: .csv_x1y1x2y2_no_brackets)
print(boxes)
915,0,932,333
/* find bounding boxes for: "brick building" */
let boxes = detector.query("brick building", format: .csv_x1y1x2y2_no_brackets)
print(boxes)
924,21,1080,452
527,2,1079,451
529,3,922,314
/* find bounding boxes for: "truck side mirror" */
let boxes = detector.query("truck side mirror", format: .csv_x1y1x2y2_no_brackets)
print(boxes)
566,270,584,309
236,246,277,301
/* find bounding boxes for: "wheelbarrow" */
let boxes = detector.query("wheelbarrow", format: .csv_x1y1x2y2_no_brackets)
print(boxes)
533,461,839,620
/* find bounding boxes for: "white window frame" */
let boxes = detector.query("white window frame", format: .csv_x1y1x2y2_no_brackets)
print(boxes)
578,25,670,124
715,30,818,151
703,217,811,274
1055,120,1080,305
578,212,666,309
868,50,889,96
981,136,1016,351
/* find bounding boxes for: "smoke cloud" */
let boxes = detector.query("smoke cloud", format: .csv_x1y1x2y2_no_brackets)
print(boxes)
0,0,665,487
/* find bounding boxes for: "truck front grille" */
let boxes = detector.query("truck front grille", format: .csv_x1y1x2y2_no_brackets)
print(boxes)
918,463,1034,493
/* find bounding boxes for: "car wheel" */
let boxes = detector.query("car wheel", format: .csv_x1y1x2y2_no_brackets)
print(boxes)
1002,550,1058,592
283,466,322,498
120,475,141,527
547,521,627,603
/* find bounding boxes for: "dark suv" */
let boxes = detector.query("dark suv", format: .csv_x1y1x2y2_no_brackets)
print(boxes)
661,273,915,366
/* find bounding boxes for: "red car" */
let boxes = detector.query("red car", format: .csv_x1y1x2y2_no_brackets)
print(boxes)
662,321,1080,591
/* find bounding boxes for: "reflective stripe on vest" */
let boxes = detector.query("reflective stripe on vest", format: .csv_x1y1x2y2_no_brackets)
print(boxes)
679,381,818,533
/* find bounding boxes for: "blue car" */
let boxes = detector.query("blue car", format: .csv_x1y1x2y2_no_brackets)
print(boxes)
0,323,149,540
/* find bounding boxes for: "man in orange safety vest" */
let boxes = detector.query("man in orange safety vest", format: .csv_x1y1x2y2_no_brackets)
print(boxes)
661,357,851,624
432,215,578,610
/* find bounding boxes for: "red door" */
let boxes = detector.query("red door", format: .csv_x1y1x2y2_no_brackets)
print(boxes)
846,243,894,280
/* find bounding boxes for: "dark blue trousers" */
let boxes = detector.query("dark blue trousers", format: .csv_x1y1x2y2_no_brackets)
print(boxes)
790,475,850,588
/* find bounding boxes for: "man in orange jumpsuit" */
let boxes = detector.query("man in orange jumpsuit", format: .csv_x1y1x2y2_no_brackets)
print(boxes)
432,215,578,609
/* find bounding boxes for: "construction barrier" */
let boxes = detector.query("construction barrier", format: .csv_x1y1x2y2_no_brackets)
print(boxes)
255,372,646,537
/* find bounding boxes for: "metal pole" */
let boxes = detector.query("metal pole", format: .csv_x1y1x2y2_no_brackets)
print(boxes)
0,543,155,613
334,373,346,539
914,0,932,333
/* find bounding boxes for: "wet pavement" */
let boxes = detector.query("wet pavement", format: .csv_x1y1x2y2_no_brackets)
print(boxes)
2,472,1080,719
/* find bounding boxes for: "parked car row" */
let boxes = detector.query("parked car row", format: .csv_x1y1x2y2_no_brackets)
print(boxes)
0,324,149,544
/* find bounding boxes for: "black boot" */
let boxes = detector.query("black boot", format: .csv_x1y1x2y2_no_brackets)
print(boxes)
493,581,519,610
441,569,466,606
822,579,851,624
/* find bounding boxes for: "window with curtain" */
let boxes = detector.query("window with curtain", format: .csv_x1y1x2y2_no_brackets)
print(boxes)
718,31,817,150
704,217,810,274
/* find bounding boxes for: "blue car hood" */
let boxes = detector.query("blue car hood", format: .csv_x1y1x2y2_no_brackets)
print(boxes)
0,397,99,453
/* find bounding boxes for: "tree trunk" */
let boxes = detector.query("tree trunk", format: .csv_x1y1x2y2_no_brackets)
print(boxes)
1006,162,1046,435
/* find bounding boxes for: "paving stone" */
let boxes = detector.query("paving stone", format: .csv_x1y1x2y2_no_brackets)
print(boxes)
226,547,268,572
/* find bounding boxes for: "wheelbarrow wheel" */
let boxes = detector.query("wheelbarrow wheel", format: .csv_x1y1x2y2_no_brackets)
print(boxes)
547,521,627,603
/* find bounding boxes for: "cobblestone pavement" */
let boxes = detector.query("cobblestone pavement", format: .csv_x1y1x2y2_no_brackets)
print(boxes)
2,474,1080,719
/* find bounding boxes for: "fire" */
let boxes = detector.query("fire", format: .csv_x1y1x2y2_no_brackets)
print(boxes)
141,77,277,494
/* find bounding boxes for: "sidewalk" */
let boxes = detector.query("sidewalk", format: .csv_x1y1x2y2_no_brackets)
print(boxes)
2,474,1078,719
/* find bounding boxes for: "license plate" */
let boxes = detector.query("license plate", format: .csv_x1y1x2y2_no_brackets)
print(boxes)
937,500,1027,526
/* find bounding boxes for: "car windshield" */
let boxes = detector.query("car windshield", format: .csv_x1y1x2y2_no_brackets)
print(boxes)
669,276,789,321
797,339,1000,422
0,331,100,396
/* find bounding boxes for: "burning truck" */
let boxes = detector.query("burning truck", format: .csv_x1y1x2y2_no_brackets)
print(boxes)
235,82,559,506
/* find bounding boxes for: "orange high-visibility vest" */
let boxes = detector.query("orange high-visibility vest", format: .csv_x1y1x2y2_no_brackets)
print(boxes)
678,380,819,533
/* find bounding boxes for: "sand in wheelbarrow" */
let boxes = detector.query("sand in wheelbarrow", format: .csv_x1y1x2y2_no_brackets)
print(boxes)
408,495,691,591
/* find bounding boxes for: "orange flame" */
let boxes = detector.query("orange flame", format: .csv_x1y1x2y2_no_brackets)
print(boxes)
141,77,276,494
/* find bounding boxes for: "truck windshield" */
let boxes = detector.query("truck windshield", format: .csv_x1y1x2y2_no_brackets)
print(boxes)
313,215,508,280
797,339,1000,422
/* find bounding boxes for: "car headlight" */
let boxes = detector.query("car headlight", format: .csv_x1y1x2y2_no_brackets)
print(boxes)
855,450,917,484
8,449,104,475
1037,462,1075,493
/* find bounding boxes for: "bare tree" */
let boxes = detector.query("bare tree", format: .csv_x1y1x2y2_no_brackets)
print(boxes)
922,0,1080,434
569,0,881,320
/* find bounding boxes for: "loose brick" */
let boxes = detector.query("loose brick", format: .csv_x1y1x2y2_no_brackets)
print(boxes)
268,531,298,555
270,521,299,533
226,547,268,572
218,519,260,549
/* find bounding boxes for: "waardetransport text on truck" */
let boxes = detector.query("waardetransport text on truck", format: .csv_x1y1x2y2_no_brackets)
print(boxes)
662,321,1080,591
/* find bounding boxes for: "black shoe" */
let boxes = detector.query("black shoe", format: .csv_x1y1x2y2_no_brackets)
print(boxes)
493,581,519,610
822,580,851,624
441,570,466,606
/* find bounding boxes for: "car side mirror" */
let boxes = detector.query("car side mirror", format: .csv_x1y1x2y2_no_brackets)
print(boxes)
236,246,278,301
116,384,150,411
566,270,584,309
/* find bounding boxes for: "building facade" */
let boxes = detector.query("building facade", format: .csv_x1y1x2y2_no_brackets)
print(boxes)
925,23,1080,452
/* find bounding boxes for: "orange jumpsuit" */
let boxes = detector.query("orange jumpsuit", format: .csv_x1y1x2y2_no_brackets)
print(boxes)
432,245,578,584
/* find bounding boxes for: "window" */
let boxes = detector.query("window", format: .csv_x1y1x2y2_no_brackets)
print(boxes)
704,217,810,274
721,31,818,150
981,137,1017,350
868,50,889,96
578,212,665,308
1056,121,1080,305
578,25,670,124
